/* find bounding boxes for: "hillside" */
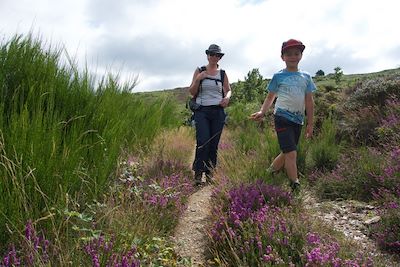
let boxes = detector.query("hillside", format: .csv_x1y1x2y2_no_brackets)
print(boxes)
147,67,400,104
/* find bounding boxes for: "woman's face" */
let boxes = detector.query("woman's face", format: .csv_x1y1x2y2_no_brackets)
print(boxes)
207,52,223,64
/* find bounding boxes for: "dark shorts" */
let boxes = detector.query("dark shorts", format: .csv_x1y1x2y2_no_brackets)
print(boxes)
274,115,302,153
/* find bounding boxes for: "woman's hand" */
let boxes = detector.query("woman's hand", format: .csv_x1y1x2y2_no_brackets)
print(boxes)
220,97,230,107
249,111,265,122
196,71,208,82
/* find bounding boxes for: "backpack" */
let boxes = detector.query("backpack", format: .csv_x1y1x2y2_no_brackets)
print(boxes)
187,66,225,111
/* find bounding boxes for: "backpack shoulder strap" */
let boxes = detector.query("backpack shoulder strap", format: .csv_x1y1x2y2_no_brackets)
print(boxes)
220,69,225,86
194,66,207,99
220,69,225,98
197,66,207,86
199,66,207,72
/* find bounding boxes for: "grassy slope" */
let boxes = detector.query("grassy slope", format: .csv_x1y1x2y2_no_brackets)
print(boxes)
150,68,400,104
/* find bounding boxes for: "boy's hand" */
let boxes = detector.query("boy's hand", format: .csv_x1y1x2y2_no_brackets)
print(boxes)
249,111,265,122
305,124,313,138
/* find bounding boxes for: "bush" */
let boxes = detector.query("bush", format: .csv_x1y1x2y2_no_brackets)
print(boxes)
230,69,267,104
313,87,341,130
225,102,261,128
370,202,400,254
336,76,400,146
207,181,374,266
376,97,400,147
311,147,386,201
306,118,341,173
347,76,400,109
338,106,381,146
368,147,400,255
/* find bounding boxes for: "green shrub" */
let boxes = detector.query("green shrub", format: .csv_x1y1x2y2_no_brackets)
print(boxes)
338,105,381,147
347,76,400,109
376,97,400,147
313,88,341,130
306,118,340,173
370,201,400,254
225,102,261,128
312,147,386,201
336,76,400,146
230,68,267,104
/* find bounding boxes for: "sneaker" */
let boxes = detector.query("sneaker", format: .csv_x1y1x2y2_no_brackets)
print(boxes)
266,165,277,175
290,181,301,194
194,172,203,186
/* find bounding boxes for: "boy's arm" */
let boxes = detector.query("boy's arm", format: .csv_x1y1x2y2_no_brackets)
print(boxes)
250,92,276,121
305,93,314,138
260,92,277,114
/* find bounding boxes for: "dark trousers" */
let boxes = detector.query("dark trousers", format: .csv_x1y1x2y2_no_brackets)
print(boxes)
192,106,226,174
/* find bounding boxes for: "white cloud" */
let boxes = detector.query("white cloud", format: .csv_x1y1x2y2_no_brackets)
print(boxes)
1,0,399,91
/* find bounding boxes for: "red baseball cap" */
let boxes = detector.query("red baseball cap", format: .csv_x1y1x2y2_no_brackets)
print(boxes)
281,39,305,54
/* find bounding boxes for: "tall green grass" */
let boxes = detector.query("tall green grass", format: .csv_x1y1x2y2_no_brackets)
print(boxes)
306,117,341,173
0,34,178,246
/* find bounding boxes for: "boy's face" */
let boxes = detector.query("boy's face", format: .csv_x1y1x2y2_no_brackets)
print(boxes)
281,48,303,70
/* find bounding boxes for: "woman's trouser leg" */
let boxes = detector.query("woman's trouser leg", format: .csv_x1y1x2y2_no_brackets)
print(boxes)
206,108,226,172
193,110,210,172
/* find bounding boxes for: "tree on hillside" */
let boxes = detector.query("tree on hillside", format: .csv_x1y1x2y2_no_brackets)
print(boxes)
334,66,343,85
316,69,325,76
231,68,267,103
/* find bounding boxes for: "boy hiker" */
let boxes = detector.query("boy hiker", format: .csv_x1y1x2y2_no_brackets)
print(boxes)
250,39,316,193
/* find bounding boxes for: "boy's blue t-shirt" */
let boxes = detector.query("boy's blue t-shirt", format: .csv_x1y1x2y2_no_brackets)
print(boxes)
267,69,316,125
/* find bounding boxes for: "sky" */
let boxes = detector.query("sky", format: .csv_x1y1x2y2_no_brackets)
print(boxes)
1,0,399,92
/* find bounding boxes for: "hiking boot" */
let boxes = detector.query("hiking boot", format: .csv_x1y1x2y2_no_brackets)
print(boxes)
266,166,275,175
194,172,203,186
290,181,301,194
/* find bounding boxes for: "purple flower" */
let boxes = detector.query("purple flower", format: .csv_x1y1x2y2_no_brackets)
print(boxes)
262,254,272,262
84,235,140,267
1,221,51,266
306,233,321,245
2,245,20,266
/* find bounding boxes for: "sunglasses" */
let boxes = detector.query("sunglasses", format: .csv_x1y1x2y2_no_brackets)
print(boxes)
208,52,223,58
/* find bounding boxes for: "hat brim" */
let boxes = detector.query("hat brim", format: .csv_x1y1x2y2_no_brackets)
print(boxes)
282,44,305,53
205,50,224,56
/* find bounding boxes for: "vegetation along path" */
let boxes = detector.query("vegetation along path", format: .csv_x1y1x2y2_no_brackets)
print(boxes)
170,123,400,266
173,186,400,266
303,190,400,266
